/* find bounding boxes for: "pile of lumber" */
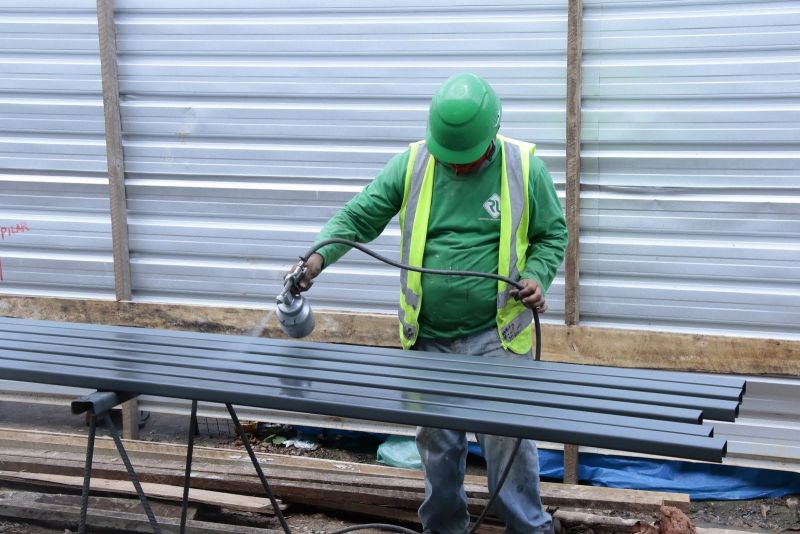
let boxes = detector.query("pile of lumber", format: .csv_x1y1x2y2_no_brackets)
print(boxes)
0,427,690,532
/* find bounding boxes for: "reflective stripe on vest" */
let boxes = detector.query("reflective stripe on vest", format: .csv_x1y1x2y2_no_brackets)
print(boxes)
398,135,534,354
495,138,534,351
398,141,433,342
497,140,525,309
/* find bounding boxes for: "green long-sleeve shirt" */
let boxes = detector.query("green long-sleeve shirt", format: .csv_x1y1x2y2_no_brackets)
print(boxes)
314,141,568,339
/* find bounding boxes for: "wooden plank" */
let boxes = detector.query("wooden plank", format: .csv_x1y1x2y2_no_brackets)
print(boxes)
539,483,688,513
0,470,282,514
3,297,795,374
0,448,429,493
122,398,140,440
0,428,425,479
14,491,195,519
0,433,691,512
555,510,640,530
0,491,198,520
564,0,584,326
564,443,580,484
0,490,272,534
0,429,692,509
95,0,132,301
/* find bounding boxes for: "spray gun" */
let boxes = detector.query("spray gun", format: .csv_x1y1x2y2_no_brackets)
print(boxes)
276,260,316,338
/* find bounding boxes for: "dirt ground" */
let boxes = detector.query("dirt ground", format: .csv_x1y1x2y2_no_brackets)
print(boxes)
0,402,798,533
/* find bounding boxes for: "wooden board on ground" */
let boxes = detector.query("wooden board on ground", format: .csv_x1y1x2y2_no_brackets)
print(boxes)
0,427,417,479
0,428,691,513
0,442,690,513
0,470,282,514
0,489,273,534
0,490,198,520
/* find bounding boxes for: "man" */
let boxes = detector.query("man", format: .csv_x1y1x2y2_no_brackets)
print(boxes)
295,73,567,533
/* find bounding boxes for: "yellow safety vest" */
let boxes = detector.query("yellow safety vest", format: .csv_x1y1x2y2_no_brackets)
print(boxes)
398,134,534,355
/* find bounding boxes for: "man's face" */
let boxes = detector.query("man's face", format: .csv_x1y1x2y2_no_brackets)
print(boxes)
446,141,496,175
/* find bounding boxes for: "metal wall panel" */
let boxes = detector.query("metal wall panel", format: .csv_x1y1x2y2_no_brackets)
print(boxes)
581,0,800,336
3,0,796,340
0,1,113,298
113,1,568,315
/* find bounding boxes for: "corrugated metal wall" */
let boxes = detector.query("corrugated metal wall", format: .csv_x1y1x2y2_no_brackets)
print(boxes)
113,0,568,315
580,0,800,336
1,0,798,338
0,1,113,298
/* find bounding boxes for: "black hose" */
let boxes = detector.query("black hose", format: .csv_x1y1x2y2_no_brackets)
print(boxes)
298,238,543,532
468,436,524,534
302,238,542,361
327,524,421,534
303,238,524,290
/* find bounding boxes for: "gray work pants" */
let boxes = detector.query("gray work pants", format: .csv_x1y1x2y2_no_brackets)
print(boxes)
414,328,553,534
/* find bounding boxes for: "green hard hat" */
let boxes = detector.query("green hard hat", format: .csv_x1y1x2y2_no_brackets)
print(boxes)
426,73,502,164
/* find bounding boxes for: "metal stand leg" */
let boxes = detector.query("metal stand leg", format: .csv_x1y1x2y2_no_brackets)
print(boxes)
73,391,160,534
180,399,198,534
102,412,162,533
79,412,98,534
226,403,291,534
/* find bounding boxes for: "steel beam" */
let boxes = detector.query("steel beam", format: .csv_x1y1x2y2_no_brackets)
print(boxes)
0,318,744,462
0,357,728,462
0,346,713,437
0,318,746,390
0,319,744,417
71,390,137,415
0,331,717,423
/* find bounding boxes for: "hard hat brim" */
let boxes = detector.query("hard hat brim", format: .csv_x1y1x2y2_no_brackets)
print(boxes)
425,126,495,165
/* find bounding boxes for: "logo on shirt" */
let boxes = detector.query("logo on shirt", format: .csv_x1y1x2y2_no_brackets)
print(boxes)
482,193,501,219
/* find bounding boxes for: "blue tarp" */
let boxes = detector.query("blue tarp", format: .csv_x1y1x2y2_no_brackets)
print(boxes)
379,436,800,501
472,444,800,501
301,429,800,500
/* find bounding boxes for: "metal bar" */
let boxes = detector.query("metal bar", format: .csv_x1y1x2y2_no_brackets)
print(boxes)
521,361,746,393
0,351,712,436
179,399,197,534
3,331,740,421
0,345,720,431
0,321,746,402
79,413,97,534
95,0,132,301
564,0,584,326
0,318,746,391
226,403,291,534
71,390,136,415
0,357,729,462
102,411,161,533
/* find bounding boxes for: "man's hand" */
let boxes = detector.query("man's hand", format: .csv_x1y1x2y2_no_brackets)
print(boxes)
509,279,548,313
287,253,324,295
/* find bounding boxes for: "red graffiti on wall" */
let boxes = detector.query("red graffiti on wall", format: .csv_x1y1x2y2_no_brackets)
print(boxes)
1,222,30,240
0,222,31,281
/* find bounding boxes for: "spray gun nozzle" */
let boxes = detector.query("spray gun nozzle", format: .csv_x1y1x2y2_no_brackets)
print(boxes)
275,261,315,338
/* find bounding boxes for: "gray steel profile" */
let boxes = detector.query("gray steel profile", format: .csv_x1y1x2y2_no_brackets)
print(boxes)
0,318,742,462
71,390,137,415
0,343,713,438
0,318,743,420
1,329,726,424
